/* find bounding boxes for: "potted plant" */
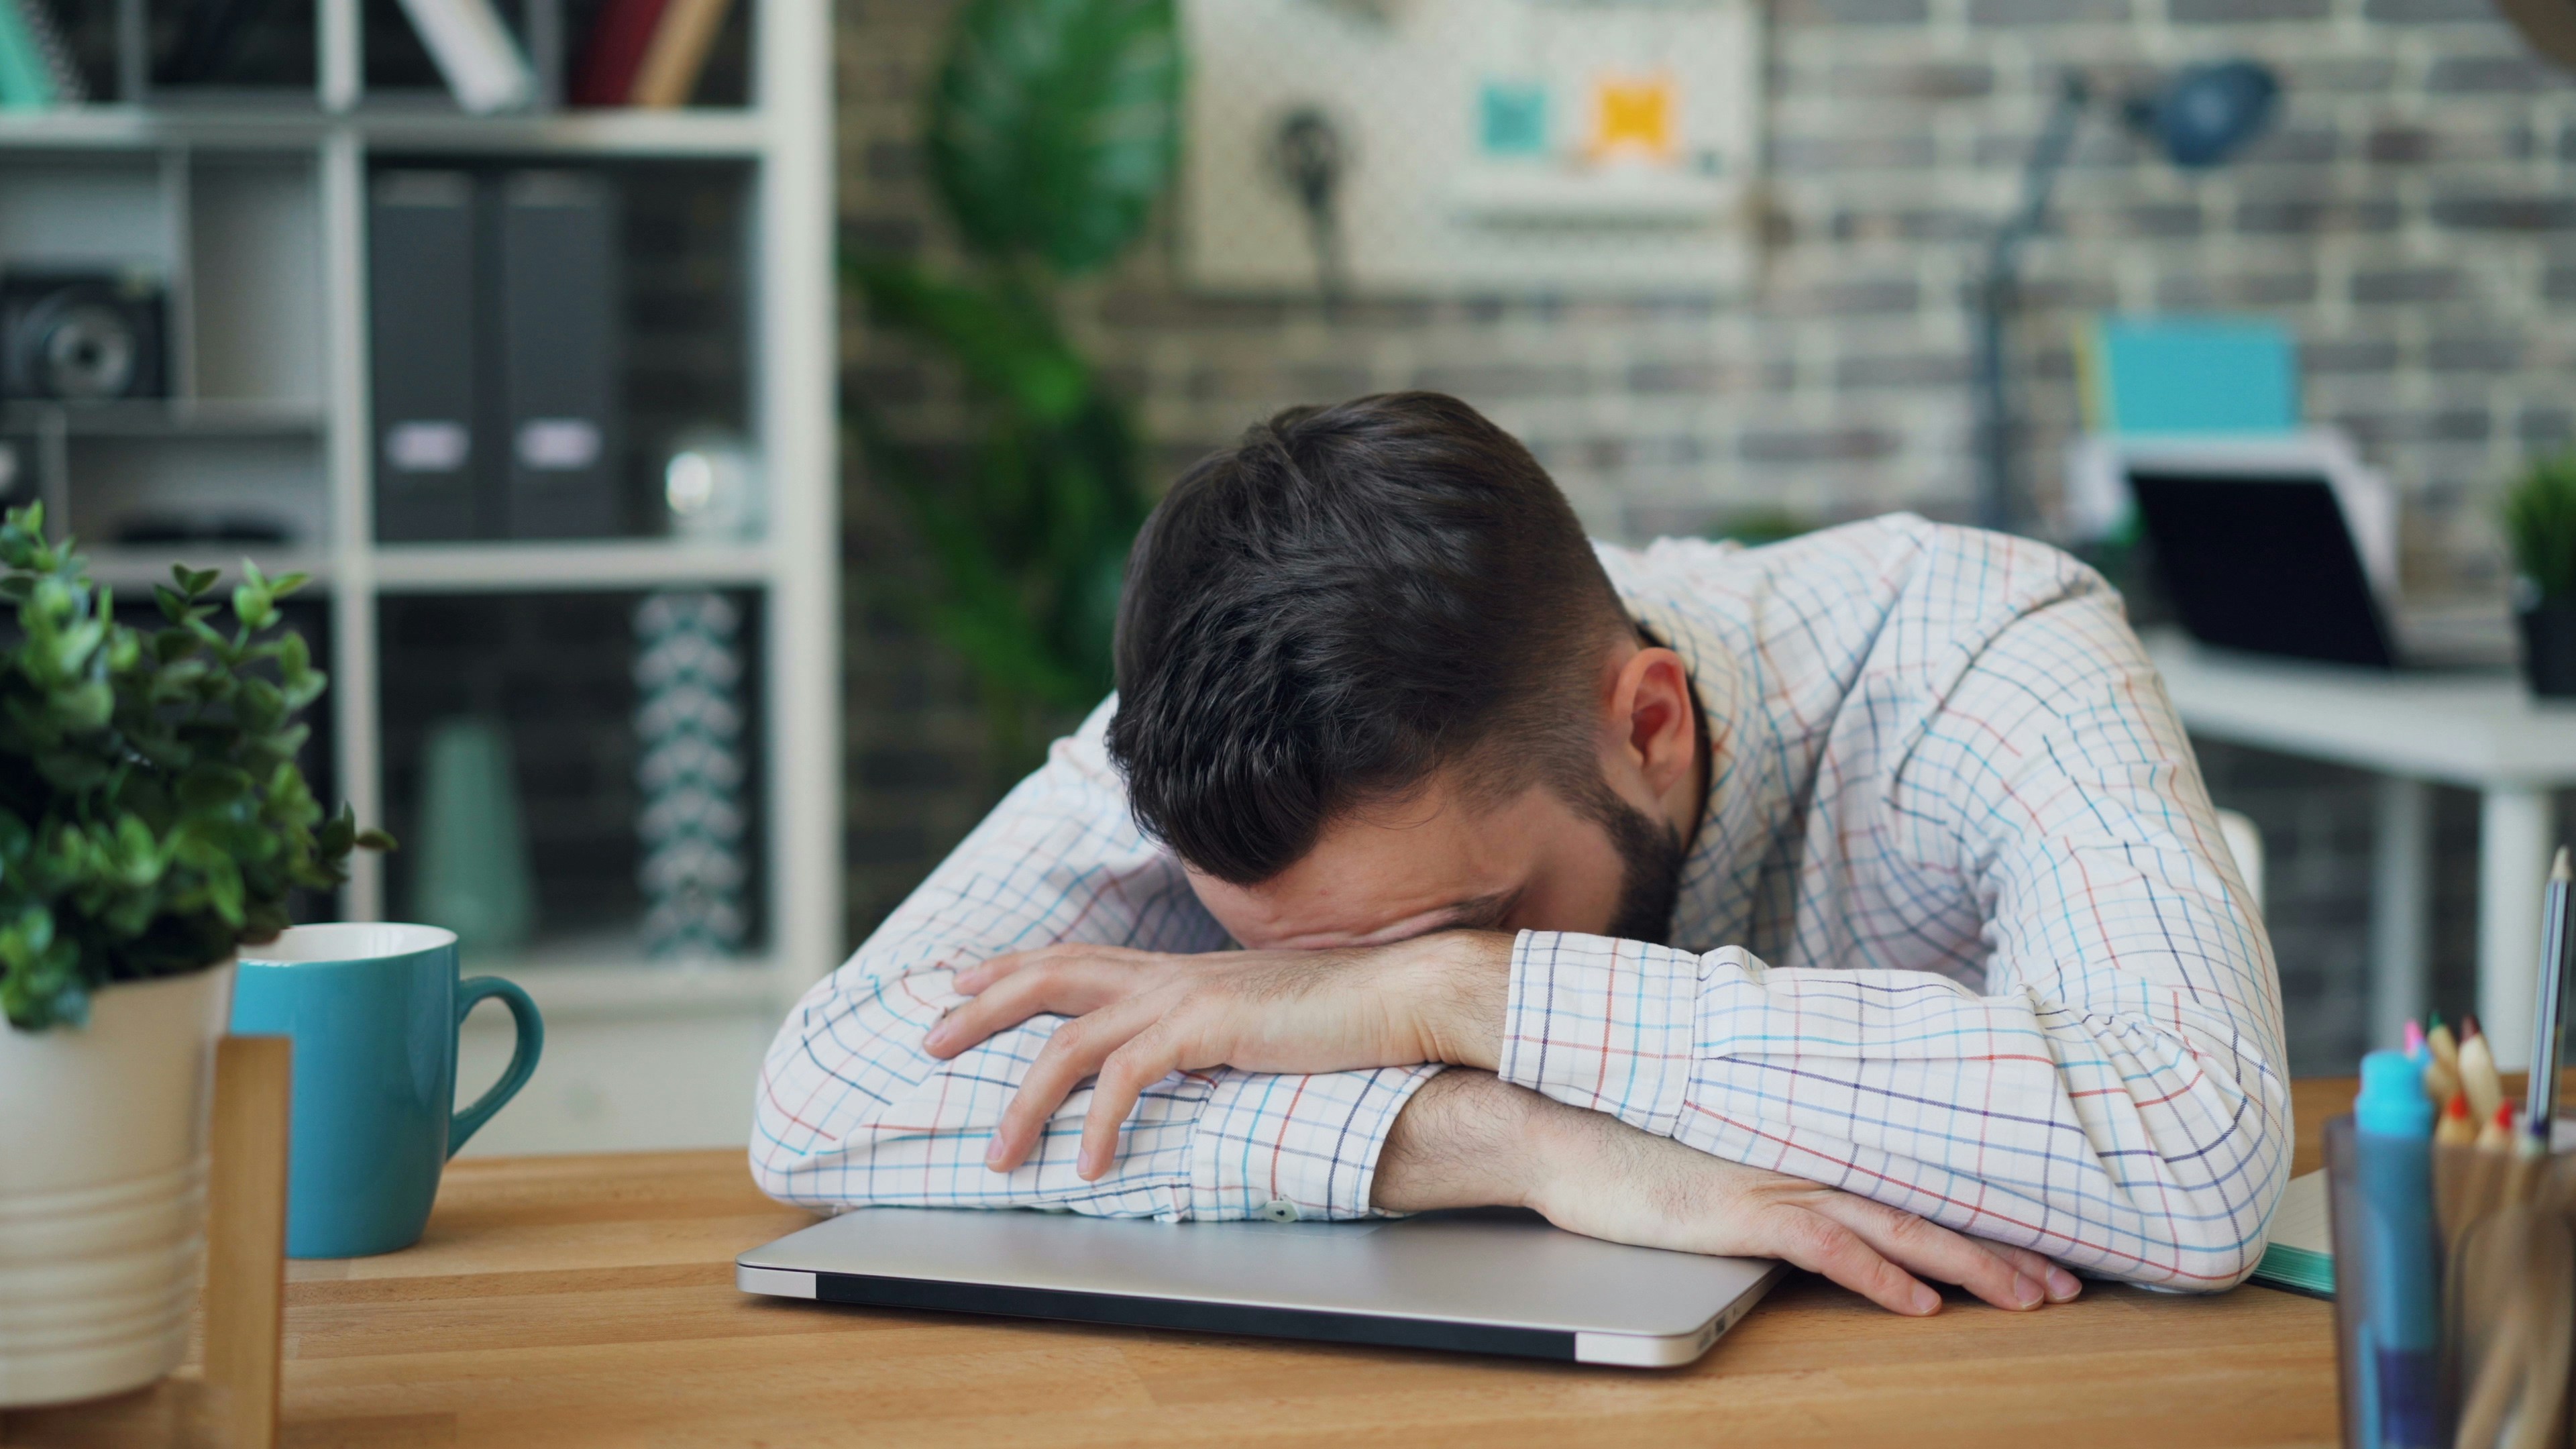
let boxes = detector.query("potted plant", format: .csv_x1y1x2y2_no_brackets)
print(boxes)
2504,450,2576,698
0,506,386,1407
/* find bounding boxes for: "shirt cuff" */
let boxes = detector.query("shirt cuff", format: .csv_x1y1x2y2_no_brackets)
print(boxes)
1498,930,1701,1138
1183,1063,1446,1221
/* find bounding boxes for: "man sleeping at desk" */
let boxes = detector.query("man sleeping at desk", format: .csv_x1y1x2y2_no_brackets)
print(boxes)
753,390,2290,1317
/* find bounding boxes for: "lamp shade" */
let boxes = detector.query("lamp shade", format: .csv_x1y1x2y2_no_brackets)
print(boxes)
2137,60,2279,169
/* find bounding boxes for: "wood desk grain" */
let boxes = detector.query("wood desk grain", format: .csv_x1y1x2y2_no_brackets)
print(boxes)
7,1079,2363,1449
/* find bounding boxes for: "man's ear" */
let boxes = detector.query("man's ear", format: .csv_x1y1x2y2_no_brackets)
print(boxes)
1605,646,1697,797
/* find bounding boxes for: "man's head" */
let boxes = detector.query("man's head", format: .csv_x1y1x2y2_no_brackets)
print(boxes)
1108,392,1704,951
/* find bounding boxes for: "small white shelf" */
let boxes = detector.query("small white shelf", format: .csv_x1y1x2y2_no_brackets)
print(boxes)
1,399,325,437
362,109,771,158
83,548,332,592
456,961,796,1024
455,926,796,1020
82,539,780,594
371,539,776,593
0,105,769,158
1450,167,1737,226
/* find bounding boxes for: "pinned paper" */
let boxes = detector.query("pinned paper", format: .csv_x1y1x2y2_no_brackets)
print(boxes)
1479,78,1549,156
1589,72,1677,163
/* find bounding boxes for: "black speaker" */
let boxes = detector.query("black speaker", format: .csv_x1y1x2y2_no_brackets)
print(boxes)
0,270,168,402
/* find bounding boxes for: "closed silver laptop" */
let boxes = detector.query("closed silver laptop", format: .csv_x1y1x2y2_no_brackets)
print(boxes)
737,1205,1782,1368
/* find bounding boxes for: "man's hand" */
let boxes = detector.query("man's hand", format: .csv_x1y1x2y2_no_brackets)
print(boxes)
924,934,1511,1177
1377,1070,2086,1317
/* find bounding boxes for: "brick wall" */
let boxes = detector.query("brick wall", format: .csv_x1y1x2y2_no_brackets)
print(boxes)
835,0,2576,1070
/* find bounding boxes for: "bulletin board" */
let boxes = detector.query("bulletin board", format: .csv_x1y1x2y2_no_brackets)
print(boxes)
1178,0,1764,295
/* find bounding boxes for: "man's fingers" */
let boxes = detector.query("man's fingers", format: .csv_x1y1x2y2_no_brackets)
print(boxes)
950,951,1032,996
1974,1238,2082,1303
955,944,1154,996
1076,1026,1189,1180
926,961,1136,1058
1813,1195,2050,1312
984,1004,1152,1171
1772,1208,1941,1316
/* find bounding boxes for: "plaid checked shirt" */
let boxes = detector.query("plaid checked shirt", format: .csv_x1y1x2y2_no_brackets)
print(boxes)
755,515,2290,1289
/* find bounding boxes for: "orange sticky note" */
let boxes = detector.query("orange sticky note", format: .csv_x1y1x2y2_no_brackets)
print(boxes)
1590,73,1677,162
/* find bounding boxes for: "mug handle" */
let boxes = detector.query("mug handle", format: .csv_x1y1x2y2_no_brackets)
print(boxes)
451,976,544,1158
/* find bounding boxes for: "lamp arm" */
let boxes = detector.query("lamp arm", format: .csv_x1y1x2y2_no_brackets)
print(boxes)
1986,73,2092,293
1974,71,2091,534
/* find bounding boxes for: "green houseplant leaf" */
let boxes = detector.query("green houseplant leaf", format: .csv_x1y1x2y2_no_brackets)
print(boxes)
2504,450,2576,602
928,0,1183,277
847,0,1178,774
0,505,390,1032
847,258,1090,425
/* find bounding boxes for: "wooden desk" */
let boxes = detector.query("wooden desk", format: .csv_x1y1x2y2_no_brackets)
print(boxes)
7,1081,2359,1449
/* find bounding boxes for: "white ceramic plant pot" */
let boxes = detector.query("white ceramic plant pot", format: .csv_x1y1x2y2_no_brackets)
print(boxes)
0,961,235,1407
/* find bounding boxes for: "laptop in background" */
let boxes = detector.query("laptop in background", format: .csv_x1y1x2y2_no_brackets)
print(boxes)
2121,455,2512,672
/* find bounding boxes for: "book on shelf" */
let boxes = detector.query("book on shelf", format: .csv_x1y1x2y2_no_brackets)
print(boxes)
628,0,732,107
393,0,537,113
570,0,667,107
0,0,83,110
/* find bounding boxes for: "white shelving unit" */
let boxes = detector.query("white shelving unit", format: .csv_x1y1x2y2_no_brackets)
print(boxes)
0,0,840,1152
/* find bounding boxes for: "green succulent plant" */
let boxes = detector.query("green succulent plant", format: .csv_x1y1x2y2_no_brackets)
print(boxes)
0,504,390,1032
2504,450,2576,604
847,0,1180,769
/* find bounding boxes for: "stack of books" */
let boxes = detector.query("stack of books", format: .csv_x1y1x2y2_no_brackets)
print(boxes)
405,0,739,114
568,0,739,109
0,0,739,115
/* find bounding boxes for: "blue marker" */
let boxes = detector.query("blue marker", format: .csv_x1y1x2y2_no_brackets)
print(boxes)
2354,1050,2441,1448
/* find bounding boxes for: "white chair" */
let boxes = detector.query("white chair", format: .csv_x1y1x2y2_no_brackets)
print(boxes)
2216,808,2265,917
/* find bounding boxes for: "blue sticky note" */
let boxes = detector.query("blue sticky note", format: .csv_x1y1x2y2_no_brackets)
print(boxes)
1479,80,1548,157
2092,316,2299,434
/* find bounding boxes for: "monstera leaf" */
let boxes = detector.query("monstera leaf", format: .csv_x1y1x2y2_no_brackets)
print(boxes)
847,259,1089,425
849,0,1177,773
928,0,1182,276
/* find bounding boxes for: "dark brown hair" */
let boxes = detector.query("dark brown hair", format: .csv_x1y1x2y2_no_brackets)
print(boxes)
1107,392,1630,884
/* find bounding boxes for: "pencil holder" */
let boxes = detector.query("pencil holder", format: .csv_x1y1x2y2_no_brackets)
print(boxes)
2326,1116,2576,1449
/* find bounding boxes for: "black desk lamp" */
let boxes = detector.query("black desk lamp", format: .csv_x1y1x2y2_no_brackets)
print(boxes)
1973,60,2282,534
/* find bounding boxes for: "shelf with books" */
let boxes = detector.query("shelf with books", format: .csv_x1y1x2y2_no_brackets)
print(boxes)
0,0,752,124
0,0,837,1155
365,0,750,118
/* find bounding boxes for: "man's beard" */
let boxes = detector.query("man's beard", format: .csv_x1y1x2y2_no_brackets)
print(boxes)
1582,782,1686,947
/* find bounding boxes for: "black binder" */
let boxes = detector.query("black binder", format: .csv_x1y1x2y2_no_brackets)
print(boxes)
368,171,484,542
488,170,623,539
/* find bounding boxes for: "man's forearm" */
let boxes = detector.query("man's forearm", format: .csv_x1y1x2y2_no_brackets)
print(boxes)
1369,1063,2083,1316
1405,930,1512,1071
1368,1069,1540,1212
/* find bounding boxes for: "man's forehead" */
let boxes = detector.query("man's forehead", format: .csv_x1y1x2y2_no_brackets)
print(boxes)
1182,775,1548,946
1188,872,1509,949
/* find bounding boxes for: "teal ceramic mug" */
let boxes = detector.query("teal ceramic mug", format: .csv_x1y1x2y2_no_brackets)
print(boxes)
231,924,543,1258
